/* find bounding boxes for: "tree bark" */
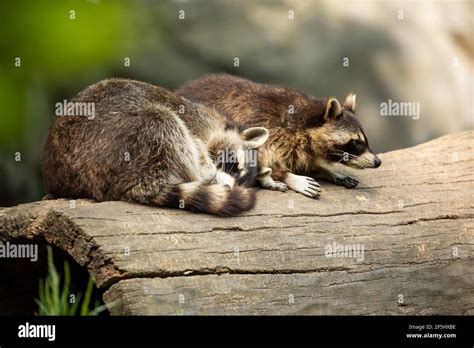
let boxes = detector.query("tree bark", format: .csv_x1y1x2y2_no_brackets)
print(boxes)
1,131,473,315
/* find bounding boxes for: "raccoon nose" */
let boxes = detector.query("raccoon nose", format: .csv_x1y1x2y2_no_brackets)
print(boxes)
373,156,382,168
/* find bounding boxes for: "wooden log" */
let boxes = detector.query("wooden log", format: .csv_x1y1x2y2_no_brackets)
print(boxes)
1,131,473,315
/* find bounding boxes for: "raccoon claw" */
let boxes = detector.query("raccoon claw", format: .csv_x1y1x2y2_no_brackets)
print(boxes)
307,177,320,187
304,181,321,198
304,188,320,199
287,174,321,199
337,176,359,189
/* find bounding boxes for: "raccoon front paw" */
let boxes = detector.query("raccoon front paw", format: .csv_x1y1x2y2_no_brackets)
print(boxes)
271,181,288,192
286,173,321,199
259,179,288,191
257,170,288,191
335,176,359,189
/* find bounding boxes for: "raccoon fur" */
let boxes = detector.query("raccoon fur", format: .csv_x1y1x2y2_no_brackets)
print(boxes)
176,74,381,199
42,78,269,215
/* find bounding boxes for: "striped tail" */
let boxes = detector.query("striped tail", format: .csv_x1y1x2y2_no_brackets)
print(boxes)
165,182,256,216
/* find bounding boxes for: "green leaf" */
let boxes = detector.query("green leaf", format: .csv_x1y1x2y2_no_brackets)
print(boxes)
80,277,94,316
60,260,71,314
87,302,109,316
68,292,82,316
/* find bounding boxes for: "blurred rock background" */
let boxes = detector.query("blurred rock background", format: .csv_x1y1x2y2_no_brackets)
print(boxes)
0,0,472,206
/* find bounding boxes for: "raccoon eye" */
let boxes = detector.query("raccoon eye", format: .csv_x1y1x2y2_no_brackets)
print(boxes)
345,139,366,156
350,139,359,147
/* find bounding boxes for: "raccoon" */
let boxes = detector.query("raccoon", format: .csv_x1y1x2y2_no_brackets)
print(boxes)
176,74,381,199
42,78,270,216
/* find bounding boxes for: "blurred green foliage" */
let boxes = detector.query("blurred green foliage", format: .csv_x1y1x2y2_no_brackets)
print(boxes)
0,0,143,205
0,0,136,144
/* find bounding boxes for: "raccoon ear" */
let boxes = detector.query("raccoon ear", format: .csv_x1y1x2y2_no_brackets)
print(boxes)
243,127,269,149
344,93,356,111
324,98,342,120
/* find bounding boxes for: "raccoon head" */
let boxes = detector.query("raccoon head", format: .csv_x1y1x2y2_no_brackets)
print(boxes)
318,94,381,169
208,126,269,186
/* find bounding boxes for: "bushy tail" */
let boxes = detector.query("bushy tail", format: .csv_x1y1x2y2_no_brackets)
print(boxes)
165,182,256,216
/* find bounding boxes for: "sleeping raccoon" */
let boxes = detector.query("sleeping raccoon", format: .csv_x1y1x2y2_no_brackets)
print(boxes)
176,74,382,199
42,78,269,216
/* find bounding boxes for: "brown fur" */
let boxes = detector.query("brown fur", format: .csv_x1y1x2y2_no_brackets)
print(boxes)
177,74,381,193
42,78,266,216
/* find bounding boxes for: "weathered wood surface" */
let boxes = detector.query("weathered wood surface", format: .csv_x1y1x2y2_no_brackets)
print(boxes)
1,131,473,315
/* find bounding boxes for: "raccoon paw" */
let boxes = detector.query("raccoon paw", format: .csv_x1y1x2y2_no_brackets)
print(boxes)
271,181,288,192
286,174,321,199
336,176,359,189
257,173,288,191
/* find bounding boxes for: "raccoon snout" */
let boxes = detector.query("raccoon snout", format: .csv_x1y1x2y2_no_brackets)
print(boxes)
373,156,382,168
